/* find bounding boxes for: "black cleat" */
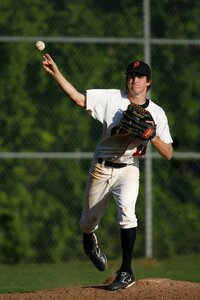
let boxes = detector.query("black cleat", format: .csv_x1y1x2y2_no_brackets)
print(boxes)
107,270,135,291
84,233,107,271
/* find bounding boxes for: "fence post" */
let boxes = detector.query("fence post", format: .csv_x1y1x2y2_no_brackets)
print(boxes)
143,0,153,258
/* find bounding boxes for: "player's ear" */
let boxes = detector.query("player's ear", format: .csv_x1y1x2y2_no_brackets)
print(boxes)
146,78,152,90
146,78,152,91
146,79,151,87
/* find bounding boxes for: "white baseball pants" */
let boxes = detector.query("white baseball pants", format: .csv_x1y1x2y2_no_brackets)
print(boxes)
79,161,140,233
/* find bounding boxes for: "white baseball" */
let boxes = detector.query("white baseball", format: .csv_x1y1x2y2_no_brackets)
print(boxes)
35,41,45,51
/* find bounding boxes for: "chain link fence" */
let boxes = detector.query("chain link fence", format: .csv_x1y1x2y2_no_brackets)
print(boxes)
0,0,199,263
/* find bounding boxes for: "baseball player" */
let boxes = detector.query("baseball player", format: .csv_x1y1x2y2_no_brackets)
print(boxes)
42,54,173,291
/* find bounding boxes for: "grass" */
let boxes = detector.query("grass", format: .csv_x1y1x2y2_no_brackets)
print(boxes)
0,255,199,294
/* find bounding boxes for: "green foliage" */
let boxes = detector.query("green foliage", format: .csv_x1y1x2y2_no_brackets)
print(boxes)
151,0,200,38
153,160,200,258
0,190,32,263
0,1,199,263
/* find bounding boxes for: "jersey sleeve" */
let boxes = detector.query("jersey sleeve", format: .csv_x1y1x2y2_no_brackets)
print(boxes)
85,89,109,123
154,108,173,143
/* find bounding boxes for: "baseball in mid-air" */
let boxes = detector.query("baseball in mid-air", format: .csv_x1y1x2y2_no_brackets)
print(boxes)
35,40,45,51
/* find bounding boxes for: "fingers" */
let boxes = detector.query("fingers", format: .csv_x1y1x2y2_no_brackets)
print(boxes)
43,53,51,60
42,54,52,67
42,53,58,75
42,53,52,64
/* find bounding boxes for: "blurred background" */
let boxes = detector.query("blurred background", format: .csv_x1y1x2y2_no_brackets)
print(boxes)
0,0,199,267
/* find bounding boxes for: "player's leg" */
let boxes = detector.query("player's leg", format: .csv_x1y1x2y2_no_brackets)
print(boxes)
79,163,112,271
108,165,139,290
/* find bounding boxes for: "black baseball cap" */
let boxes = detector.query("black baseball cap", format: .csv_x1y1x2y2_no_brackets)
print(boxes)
125,61,151,77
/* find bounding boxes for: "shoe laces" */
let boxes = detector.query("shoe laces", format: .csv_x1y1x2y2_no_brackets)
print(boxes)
116,270,132,280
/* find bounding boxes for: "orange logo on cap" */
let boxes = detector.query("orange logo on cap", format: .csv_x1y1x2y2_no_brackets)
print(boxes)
133,61,140,68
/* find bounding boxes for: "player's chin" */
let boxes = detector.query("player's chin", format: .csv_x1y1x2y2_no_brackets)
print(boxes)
129,86,141,94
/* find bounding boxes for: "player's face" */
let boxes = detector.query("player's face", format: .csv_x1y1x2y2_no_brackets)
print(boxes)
127,74,151,96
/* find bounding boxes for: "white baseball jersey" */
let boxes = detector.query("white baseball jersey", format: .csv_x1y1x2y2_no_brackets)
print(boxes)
79,88,173,232
86,89,173,164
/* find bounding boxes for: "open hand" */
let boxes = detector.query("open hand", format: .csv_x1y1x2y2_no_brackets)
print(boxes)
42,53,59,76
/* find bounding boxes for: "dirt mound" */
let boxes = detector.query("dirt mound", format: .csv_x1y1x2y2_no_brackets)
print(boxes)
0,279,199,300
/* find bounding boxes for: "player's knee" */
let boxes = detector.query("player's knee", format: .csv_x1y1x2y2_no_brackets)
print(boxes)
79,218,97,233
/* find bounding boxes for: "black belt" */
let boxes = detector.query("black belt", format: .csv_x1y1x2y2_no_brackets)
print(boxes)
98,158,128,168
